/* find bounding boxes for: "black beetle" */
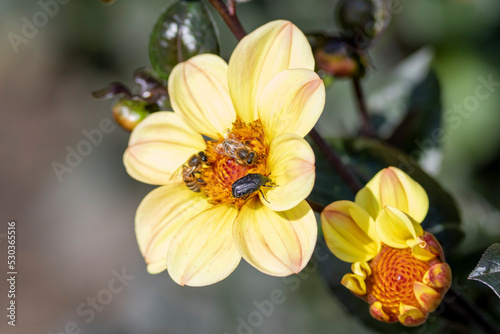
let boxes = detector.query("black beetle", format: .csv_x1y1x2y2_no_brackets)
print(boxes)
231,173,274,202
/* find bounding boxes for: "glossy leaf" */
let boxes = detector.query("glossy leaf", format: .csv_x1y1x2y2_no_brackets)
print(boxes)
386,71,442,155
469,243,500,299
367,48,433,139
149,0,220,81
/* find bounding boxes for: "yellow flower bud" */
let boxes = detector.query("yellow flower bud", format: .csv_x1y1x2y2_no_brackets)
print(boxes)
355,167,429,222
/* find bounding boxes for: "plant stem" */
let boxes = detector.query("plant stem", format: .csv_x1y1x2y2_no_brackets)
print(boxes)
206,0,246,41
352,78,375,138
308,128,362,194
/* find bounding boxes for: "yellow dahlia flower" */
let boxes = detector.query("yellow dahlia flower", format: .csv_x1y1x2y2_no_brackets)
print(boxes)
123,20,326,287
321,167,452,326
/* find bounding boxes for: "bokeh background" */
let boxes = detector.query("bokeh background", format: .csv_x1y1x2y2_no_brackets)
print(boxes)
1,0,500,333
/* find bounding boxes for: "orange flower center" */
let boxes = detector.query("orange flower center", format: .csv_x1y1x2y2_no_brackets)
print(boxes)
198,118,269,208
366,246,431,322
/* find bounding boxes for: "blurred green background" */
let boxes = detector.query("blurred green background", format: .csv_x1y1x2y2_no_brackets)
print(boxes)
1,0,499,333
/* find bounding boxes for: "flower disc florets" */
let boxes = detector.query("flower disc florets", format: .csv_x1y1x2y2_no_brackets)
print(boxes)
200,119,269,207
367,246,434,323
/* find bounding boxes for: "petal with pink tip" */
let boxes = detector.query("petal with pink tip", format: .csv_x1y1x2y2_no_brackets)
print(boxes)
414,282,442,312
263,134,315,212
135,183,212,274
168,54,236,139
228,20,315,123
233,198,317,276
167,204,241,287
258,69,325,142
123,112,206,185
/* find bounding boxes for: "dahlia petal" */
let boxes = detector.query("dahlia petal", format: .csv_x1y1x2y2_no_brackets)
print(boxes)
423,263,452,289
321,201,380,263
375,206,423,249
352,261,372,278
398,303,427,327
228,20,315,123
233,198,317,276
168,54,236,139
124,112,206,185
135,183,212,274
341,273,367,295
167,204,241,286
263,134,315,211
355,167,429,223
370,302,391,323
258,69,325,142
421,232,446,261
411,238,437,261
414,282,442,312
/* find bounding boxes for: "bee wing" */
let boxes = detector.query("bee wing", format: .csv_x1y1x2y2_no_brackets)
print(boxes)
169,164,185,182
214,142,226,156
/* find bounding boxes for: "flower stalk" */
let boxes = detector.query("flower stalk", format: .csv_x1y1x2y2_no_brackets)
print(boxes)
206,0,246,41
352,77,375,138
308,128,363,194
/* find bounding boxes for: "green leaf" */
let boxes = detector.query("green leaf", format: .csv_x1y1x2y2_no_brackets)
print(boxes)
386,70,442,154
368,48,433,138
469,243,500,299
149,0,220,81
309,137,464,255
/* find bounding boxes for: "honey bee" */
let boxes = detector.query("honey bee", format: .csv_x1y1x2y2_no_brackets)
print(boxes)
216,139,258,166
172,152,208,192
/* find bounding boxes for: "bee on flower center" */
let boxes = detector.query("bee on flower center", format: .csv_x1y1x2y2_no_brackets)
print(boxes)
175,152,208,192
231,173,276,202
216,139,259,166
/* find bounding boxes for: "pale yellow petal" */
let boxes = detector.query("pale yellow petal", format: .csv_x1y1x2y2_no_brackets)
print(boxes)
375,206,423,249
321,201,380,263
135,183,212,274
355,167,429,223
167,204,240,286
263,134,315,211
123,112,206,185
233,199,317,276
168,54,236,139
389,167,429,223
228,20,315,123
258,69,325,142
354,187,381,222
